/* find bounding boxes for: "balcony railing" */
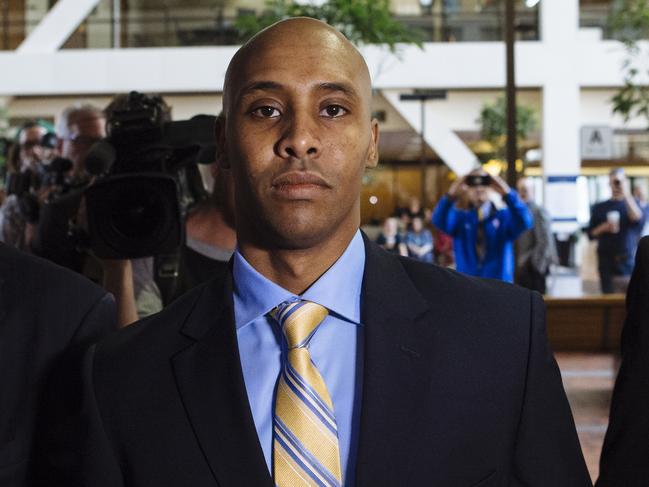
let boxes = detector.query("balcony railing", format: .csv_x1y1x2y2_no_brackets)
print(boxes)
0,8,540,51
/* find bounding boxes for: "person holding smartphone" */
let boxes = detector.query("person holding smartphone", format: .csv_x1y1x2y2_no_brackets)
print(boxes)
432,168,533,282
588,168,644,294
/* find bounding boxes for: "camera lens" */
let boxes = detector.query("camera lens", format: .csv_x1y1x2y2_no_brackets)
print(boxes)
110,184,164,240
86,174,182,258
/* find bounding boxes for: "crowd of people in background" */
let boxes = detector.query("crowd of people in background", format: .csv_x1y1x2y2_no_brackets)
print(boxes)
371,169,556,294
371,167,648,296
1,101,648,316
0,97,237,329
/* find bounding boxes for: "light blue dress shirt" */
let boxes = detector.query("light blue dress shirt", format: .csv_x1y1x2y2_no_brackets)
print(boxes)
233,231,365,486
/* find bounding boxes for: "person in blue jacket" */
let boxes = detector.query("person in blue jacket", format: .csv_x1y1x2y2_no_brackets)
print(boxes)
432,169,533,282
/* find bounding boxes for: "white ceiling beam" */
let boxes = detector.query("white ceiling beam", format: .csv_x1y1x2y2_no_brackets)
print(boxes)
382,90,479,175
0,39,640,96
17,0,102,53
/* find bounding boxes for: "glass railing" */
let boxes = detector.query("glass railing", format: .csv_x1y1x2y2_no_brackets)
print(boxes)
0,7,540,50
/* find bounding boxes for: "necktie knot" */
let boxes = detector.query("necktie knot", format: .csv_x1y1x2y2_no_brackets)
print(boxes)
270,299,328,349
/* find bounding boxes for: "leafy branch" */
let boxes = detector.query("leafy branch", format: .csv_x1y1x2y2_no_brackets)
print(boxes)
608,0,649,122
477,97,537,160
234,0,423,53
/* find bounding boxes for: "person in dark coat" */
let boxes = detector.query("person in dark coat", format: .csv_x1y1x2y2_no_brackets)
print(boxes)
0,243,115,486
597,235,649,486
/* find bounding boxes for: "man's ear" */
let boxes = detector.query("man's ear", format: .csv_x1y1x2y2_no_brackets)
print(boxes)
215,115,230,169
365,119,380,169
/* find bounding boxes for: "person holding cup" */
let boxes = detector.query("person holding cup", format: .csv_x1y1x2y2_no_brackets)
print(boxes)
588,168,645,293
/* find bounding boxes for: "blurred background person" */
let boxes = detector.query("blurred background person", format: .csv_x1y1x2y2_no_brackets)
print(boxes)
432,169,533,282
405,215,434,262
406,195,425,220
433,228,455,267
632,184,649,239
0,122,50,250
588,168,644,294
177,161,236,296
515,177,558,294
32,103,105,274
375,216,407,256
55,104,105,186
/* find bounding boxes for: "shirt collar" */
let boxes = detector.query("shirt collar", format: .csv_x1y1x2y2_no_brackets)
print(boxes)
232,230,365,330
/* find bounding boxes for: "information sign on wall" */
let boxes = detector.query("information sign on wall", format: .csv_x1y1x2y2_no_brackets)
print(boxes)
581,126,613,160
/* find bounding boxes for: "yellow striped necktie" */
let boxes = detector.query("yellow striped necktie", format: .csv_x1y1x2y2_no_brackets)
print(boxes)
270,299,342,487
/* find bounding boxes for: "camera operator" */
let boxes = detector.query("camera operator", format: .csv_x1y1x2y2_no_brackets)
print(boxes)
93,94,235,327
588,168,644,294
432,168,533,282
31,104,105,273
101,160,236,327
0,121,53,250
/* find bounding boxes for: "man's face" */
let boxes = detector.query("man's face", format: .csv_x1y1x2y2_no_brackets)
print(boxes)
470,185,490,206
222,20,379,249
19,126,46,170
412,217,423,232
609,172,626,199
61,115,105,175
516,179,531,202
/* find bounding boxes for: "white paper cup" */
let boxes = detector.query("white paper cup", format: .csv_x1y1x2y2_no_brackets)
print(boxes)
607,210,620,233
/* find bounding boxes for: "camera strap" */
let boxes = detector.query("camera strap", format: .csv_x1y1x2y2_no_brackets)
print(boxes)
154,252,181,306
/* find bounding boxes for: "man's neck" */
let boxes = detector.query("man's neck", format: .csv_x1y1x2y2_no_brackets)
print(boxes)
238,228,358,295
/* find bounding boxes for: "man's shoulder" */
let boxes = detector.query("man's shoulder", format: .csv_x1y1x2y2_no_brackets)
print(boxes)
396,253,528,304
89,275,230,399
376,251,537,349
94,275,225,363
0,243,106,302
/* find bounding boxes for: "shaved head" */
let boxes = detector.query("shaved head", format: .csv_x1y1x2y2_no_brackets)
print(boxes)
223,17,372,120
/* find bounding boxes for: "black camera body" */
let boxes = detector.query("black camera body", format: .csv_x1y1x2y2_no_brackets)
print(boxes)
85,92,216,259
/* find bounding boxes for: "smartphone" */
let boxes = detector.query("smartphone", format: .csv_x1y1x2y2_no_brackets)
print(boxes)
466,174,492,187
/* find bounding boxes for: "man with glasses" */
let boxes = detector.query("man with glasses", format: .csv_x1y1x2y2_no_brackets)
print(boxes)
32,104,105,273
56,104,105,186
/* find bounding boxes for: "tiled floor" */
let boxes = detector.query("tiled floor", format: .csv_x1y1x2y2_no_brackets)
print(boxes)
555,352,616,482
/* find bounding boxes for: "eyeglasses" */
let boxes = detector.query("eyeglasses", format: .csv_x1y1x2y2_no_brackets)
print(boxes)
66,135,102,146
20,141,42,150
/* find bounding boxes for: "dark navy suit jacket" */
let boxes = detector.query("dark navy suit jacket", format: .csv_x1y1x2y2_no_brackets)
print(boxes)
40,235,590,486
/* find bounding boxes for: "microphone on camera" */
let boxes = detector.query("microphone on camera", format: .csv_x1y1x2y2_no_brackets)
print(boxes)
85,140,116,176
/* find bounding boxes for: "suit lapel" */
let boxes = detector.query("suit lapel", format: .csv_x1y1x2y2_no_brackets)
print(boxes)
355,237,433,487
0,275,6,325
171,273,273,487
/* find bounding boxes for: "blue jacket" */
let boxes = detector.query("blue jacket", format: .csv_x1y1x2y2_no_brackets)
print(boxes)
432,191,533,282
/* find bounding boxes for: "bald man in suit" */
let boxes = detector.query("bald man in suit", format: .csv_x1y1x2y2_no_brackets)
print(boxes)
48,18,590,487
